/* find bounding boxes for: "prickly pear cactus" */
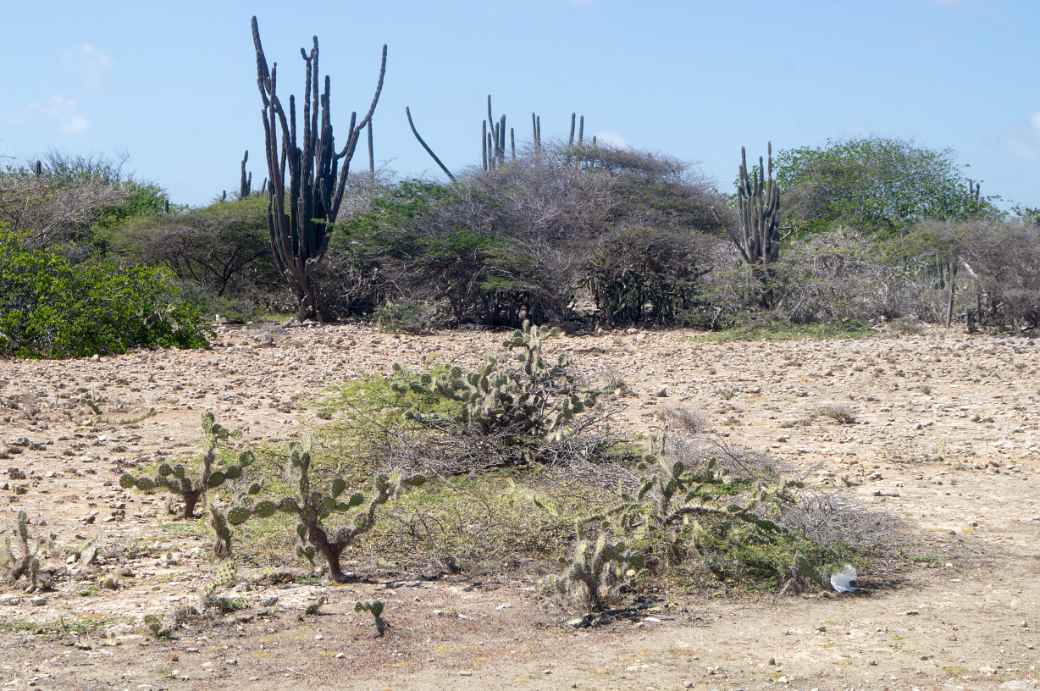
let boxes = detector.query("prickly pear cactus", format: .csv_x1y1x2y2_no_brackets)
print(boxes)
546,527,641,612
119,413,253,519
2,511,46,593
355,599,387,636
226,437,422,583
396,321,601,448
209,505,233,558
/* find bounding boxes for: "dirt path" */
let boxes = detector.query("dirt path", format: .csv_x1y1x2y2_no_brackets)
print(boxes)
1,324,1038,689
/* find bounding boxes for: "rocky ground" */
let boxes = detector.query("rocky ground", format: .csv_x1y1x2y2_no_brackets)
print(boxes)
1,323,1038,689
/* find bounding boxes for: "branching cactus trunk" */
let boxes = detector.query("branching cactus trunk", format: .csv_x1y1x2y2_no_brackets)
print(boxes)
227,439,422,582
250,16,387,321
734,143,781,305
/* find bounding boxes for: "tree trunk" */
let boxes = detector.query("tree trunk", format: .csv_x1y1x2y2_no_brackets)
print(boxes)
310,526,353,582
182,491,201,520
293,273,323,322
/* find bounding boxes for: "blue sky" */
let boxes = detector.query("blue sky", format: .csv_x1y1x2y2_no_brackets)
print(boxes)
2,0,1037,208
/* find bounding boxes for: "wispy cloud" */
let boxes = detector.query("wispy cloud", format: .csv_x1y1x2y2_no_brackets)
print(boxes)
79,42,113,89
593,131,628,149
1007,113,1040,160
34,96,89,135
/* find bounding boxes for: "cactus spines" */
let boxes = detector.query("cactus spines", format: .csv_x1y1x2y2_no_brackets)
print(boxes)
547,528,640,612
226,439,421,582
251,15,387,321
119,413,251,519
355,600,387,636
1,509,44,591
734,142,781,268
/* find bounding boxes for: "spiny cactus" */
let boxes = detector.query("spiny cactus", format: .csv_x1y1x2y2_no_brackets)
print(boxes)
238,149,253,198
2,511,47,593
355,600,387,636
226,438,421,583
209,505,233,558
119,413,253,519
611,449,800,567
396,321,601,447
734,142,781,268
251,15,387,321
405,106,456,182
547,528,641,612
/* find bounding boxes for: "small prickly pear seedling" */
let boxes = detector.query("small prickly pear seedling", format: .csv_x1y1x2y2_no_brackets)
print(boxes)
547,527,641,612
119,413,254,519
226,437,422,583
355,600,387,636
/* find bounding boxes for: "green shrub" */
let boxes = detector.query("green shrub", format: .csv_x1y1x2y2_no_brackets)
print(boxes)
0,233,209,358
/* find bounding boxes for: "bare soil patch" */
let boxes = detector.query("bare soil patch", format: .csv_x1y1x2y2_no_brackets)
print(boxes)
2,325,1038,689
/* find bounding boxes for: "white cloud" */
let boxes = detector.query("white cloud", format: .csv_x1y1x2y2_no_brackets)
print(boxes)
593,130,628,149
1007,113,1040,160
79,42,113,88
34,96,89,135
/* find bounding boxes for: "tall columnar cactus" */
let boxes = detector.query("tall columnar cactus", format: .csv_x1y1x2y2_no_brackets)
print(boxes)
226,439,421,582
250,16,387,321
547,528,641,612
480,95,510,171
734,143,781,268
1,511,45,593
405,106,455,182
119,413,253,519
239,149,252,198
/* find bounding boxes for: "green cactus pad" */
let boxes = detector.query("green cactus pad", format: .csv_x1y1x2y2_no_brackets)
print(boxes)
227,506,252,526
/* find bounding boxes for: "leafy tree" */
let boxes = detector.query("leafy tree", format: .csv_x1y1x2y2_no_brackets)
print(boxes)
0,232,209,358
775,137,995,237
119,196,272,297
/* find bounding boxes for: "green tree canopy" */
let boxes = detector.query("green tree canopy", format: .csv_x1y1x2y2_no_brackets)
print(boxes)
775,137,994,237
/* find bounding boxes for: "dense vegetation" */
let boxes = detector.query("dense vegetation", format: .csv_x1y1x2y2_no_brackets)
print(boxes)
2,130,1037,362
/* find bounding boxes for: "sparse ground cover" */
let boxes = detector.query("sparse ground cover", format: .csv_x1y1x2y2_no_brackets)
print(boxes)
1,323,1039,689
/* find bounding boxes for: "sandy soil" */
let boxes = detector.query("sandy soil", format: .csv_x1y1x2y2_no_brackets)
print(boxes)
1,323,1038,689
